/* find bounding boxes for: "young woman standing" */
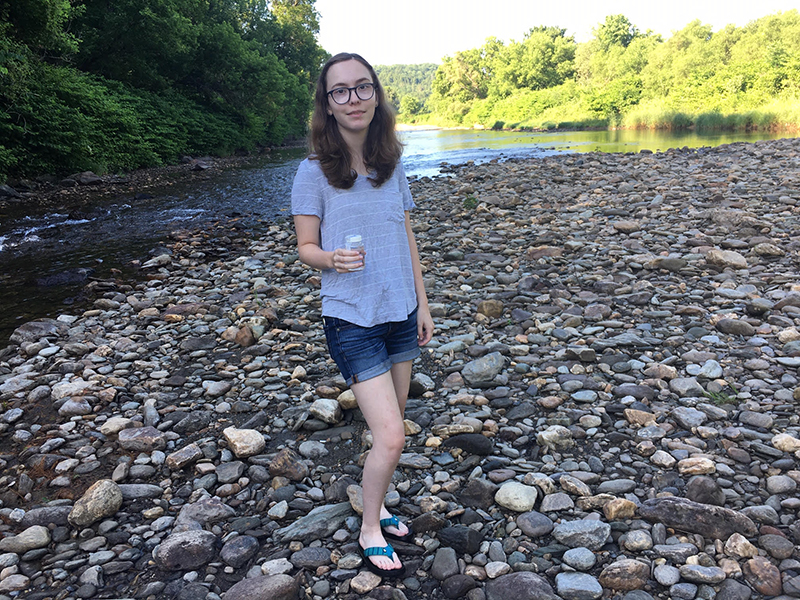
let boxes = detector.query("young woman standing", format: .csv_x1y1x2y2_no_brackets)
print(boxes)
291,52,434,578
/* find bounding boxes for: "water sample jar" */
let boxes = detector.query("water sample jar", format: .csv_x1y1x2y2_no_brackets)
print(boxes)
344,234,365,271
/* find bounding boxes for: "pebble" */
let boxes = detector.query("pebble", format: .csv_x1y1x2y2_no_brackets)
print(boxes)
2,137,800,599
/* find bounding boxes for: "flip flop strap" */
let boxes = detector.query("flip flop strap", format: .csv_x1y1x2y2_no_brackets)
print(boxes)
363,544,395,557
380,516,400,529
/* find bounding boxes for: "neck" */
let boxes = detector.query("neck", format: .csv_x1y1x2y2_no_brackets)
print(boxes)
341,130,368,175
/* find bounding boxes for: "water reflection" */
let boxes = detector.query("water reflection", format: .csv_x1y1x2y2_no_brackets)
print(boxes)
399,128,792,178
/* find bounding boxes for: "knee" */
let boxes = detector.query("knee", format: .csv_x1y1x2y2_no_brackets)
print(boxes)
374,424,406,458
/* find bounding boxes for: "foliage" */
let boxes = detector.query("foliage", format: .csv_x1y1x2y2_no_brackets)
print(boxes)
0,0,325,181
375,63,437,112
400,95,422,115
420,9,800,131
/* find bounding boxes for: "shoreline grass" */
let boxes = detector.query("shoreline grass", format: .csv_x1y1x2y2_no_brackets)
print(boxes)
398,98,800,134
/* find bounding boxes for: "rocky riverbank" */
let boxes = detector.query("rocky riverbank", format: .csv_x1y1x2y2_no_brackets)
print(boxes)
1,137,800,600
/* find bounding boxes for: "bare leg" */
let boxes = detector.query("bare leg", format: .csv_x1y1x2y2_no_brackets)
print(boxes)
390,360,412,417
351,371,406,572
377,360,413,538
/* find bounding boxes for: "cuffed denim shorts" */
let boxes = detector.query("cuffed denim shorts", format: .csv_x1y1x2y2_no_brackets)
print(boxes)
323,307,420,386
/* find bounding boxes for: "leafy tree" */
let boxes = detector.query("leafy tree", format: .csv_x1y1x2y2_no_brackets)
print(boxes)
0,0,325,181
375,63,437,111
268,0,326,88
74,0,199,90
489,26,576,97
1,0,80,57
400,94,421,115
595,14,639,50
429,39,500,121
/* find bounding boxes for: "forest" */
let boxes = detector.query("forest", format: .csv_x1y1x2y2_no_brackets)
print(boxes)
374,63,437,116
400,12,800,131
2,4,800,183
0,0,326,182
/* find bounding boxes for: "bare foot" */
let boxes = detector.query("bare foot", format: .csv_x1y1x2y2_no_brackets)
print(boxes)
359,530,403,572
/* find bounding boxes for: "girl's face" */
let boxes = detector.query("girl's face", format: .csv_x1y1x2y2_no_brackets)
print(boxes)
325,59,377,136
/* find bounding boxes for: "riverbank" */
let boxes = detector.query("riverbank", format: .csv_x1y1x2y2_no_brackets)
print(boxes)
1,137,799,600
0,152,285,212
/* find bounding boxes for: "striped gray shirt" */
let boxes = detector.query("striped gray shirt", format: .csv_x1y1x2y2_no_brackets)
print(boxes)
291,158,417,327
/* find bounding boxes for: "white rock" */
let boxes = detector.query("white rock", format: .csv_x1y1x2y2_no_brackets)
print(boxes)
223,427,265,458
495,482,538,512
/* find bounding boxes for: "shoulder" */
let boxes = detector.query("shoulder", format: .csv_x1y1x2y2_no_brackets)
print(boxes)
297,156,323,175
294,157,327,185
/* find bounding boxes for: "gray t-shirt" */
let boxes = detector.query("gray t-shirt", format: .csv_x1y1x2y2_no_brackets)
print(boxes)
291,158,418,327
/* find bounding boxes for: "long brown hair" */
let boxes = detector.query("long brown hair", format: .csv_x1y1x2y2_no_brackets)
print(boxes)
310,52,402,189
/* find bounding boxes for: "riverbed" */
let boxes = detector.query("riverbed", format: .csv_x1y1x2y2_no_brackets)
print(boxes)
0,128,796,343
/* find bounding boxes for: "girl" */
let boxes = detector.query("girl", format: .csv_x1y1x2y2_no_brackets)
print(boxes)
291,53,434,578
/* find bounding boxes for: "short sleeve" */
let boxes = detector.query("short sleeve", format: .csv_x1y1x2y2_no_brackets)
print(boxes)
291,159,323,218
396,161,416,211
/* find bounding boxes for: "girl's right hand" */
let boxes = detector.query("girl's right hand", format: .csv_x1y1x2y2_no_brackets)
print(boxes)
332,247,365,273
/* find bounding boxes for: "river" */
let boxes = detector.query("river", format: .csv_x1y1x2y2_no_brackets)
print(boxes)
0,127,796,343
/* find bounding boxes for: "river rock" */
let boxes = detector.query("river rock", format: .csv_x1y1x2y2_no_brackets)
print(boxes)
223,427,266,458
552,520,611,550
224,574,298,600
495,482,538,512
599,559,650,590
117,426,166,451
485,572,560,600
0,526,51,553
274,502,352,543
5,137,800,600
638,497,757,538
742,556,782,596
462,352,504,386
556,572,604,600
153,530,218,570
68,479,123,527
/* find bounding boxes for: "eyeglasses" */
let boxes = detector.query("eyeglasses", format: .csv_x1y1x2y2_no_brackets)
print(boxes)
327,83,376,105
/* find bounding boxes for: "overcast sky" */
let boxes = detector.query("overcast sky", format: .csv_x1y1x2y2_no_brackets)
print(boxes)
315,0,799,65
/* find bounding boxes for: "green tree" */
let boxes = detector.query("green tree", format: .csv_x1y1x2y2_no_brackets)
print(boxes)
596,14,639,50
429,39,499,121
268,0,326,88
400,94,421,115
375,63,437,111
1,0,79,57
489,26,575,97
74,0,198,90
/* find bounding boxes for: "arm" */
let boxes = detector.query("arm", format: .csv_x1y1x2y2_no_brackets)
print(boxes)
294,214,363,273
405,211,434,346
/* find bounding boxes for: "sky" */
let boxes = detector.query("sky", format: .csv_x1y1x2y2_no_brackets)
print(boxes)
314,0,799,66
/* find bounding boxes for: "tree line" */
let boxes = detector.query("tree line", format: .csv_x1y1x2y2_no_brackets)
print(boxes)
0,0,326,182
374,63,438,115
398,12,800,131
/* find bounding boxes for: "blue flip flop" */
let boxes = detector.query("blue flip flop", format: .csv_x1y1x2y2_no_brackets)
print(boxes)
380,515,414,543
359,542,406,578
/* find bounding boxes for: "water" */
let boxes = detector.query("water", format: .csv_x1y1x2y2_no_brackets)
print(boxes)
0,128,795,343
398,128,791,177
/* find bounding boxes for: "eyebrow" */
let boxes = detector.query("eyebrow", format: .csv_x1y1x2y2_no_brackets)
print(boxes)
328,77,373,89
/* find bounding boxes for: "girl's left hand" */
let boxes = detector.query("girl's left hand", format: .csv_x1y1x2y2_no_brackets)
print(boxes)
417,306,434,346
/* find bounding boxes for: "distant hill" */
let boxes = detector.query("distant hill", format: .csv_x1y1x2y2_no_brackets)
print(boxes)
375,63,438,112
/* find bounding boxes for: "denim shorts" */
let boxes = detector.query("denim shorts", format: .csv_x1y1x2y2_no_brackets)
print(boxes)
323,307,420,386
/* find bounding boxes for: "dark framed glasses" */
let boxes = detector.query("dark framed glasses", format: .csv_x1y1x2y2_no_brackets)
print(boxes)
327,83,376,105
